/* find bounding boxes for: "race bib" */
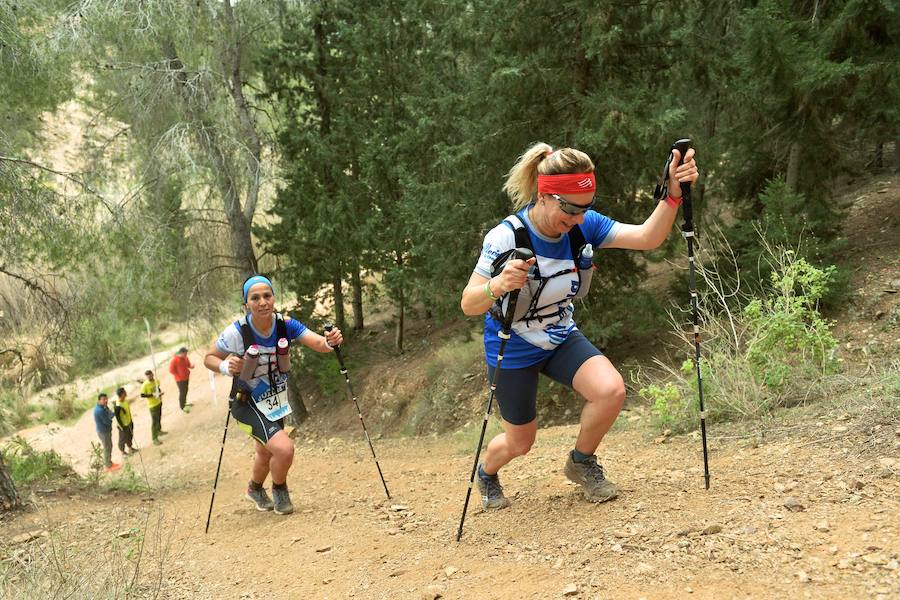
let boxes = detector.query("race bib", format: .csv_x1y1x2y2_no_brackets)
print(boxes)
252,378,292,422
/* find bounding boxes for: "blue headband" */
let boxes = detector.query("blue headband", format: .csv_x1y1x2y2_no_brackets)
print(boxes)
243,276,274,302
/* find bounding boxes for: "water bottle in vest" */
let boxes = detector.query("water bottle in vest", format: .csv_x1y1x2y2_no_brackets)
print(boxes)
276,338,290,373
238,345,260,386
578,244,594,269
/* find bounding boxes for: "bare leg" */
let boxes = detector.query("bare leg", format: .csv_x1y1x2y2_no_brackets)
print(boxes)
482,419,537,475
264,430,295,484
571,356,625,455
251,441,272,484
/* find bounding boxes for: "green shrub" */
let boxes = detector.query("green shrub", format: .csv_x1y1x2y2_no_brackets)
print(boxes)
639,238,840,432
2,436,73,485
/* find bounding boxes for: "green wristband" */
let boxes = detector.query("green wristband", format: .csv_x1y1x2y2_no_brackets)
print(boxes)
484,280,499,301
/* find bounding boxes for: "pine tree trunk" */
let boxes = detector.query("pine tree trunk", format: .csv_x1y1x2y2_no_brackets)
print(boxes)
333,271,346,331
394,251,404,352
0,452,21,512
351,265,364,331
395,285,404,353
286,375,309,426
786,141,801,192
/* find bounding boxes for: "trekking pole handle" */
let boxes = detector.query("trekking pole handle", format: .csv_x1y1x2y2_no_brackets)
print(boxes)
501,248,534,331
671,138,693,226
324,323,344,364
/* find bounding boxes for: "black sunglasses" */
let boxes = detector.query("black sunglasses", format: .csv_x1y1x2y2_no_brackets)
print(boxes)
550,194,594,215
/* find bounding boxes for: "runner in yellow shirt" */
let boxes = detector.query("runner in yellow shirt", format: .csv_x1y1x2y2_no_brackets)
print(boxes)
140,370,165,445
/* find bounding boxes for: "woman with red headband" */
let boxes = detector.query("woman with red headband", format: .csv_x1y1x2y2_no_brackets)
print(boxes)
460,142,697,509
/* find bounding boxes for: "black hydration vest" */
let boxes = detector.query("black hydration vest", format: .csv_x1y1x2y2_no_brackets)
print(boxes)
229,314,290,401
488,215,595,325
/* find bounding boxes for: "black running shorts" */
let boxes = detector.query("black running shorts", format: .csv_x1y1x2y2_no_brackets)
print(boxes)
486,330,603,425
230,398,285,444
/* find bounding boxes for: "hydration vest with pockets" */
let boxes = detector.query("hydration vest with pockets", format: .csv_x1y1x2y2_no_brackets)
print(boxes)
229,313,290,403
488,214,595,325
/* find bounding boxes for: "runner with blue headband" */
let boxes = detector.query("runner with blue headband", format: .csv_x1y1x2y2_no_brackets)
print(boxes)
204,275,343,515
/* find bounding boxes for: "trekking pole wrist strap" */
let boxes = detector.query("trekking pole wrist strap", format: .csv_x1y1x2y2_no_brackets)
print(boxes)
218,360,230,376
664,194,683,209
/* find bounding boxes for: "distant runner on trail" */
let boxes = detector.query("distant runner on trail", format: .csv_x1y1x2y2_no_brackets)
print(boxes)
203,275,343,516
112,386,138,456
169,347,194,412
460,142,698,509
140,370,165,446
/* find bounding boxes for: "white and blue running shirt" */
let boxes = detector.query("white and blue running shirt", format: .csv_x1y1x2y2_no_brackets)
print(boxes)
474,207,620,368
216,315,307,399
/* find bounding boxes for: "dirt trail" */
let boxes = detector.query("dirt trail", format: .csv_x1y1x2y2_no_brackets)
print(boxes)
3,179,898,599
3,367,898,600
10,343,203,474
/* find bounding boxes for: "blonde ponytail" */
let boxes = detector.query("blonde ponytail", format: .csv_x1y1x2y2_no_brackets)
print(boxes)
502,143,596,210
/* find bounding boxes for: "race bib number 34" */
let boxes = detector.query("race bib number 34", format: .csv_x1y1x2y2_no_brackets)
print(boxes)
253,380,292,422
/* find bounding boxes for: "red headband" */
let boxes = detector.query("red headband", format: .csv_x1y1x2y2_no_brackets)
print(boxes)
537,172,596,194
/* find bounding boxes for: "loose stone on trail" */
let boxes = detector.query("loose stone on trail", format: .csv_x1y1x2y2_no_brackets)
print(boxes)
783,497,804,512
563,583,578,596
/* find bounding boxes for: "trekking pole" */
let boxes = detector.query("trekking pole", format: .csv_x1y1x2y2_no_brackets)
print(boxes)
668,138,711,490
205,408,231,533
324,324,391,499
456,247,534,542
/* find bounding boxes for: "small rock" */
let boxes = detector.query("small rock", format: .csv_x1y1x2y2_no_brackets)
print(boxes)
444,566,457,577
315,545,332,553
849,479,865,490
421,585,444,599
390,504,410,512
862,553,888,566
814,521,830,532
563,583,578,596
831,425,848,433
701,524,722,535
389,569,407,578
797,570,810,583
783,497,804,512
743,525,758,535
878,466,893,478
635,562,654,574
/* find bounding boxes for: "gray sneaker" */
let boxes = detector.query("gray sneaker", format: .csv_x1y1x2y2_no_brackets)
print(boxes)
272,486,294,515
564,454,618,503
476,465,511,510
246,486,274,511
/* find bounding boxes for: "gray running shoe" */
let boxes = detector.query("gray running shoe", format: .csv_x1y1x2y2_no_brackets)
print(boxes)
476,465,511,510
246,486,274,511
564,454,618,503
272,486,294,515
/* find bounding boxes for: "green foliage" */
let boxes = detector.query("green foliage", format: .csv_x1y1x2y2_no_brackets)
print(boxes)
725,178,848,304
0,388,30,436
639,382,683,429
743,255,839,389
102,462,151,494
2,436,73,485
640,240,840,432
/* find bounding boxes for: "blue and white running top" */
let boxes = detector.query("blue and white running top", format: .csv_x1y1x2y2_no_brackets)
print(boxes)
216,315,308,406
474,207,620,368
